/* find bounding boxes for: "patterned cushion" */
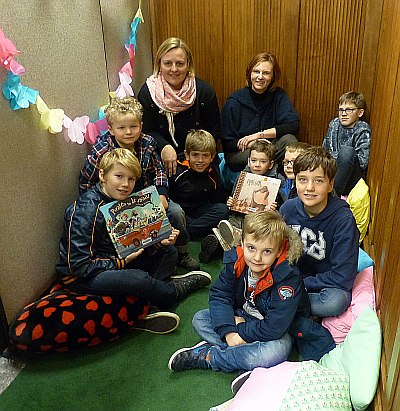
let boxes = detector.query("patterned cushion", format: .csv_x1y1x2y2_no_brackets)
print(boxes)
9,283,147,353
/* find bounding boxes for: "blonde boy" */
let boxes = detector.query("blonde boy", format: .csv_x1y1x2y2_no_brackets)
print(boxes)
57,148,211,332
168,211,335,372
168,129,229,263
79,96,200,271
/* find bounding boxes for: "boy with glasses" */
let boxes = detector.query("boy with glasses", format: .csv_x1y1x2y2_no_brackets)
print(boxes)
323,91,371,196
281,142,312,202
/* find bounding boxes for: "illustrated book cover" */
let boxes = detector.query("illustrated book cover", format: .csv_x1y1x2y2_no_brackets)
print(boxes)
229,171,281,214
100,185,172,258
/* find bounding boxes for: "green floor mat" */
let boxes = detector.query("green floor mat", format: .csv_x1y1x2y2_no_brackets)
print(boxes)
0,242,234,411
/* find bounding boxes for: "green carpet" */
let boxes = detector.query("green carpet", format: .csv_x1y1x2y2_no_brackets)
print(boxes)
0,242,234,411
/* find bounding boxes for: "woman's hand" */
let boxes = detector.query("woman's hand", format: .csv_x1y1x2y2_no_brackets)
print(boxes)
237,133,259,151
125,248,144,264
161,145,178,177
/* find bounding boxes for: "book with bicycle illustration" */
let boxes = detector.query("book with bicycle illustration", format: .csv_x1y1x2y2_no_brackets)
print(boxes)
100,185,172,258
229,171,281,214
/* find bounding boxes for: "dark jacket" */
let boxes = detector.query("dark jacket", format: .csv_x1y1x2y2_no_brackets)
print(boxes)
168,156,226,215
280,194,360,292
221,86,299,154
138,77,221,155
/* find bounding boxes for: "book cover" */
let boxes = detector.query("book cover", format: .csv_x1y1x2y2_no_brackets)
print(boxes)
100,186,172,259
230,171,281,214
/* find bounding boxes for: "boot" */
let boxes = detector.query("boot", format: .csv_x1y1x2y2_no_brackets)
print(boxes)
172,271,212,300
176,244,200,271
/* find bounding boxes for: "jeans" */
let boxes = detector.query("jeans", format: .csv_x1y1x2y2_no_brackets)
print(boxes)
308,287,352,317
192,309,293,372
186,203,230,239
166,200,188,246
334,146,364,196
66,245,179,309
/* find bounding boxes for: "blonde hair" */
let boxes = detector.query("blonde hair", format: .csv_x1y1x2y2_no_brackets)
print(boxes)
285,142,312,155
242,211,303,264
105,97,143,125
185,129,216,155
338,91,366,109
99,148,142,179
153,37,195,77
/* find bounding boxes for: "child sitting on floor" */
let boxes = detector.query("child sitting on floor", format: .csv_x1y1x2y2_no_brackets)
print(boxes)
323,91,371,196
57,148,211,329
167,129,229,264
79,96,200,272
280,146,359,318
168,211,335,373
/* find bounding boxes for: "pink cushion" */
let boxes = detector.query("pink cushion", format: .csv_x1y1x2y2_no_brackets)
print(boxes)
228,363,299,411
322,266,375,343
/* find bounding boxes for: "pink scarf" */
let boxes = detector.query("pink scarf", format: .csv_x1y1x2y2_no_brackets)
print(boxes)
146,73,196,146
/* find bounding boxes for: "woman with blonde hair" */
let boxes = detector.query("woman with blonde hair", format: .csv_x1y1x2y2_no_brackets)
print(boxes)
138,37,220,177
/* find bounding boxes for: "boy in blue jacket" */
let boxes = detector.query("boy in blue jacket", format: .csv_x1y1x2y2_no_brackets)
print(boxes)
280,146,359,318
168,211,334,372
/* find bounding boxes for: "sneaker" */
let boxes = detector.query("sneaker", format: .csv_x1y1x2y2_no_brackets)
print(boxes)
132,312,180,334
178,252,200,271
219,220,242,247
172,270,212,300
168,341,212,371
199,234,220,263
231,370,252,395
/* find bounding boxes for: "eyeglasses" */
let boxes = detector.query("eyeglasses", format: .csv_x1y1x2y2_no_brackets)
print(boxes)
282,160,294,166
338,108,358,115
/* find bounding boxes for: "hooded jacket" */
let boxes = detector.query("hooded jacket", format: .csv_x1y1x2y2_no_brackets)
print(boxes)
280,194,359,292
209,228,308,343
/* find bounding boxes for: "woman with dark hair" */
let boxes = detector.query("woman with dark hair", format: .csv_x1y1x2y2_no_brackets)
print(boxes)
221,52,299,173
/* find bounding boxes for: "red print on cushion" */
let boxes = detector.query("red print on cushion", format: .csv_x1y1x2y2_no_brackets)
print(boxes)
44,307,57,317
15,322,26,337
101,313,113,328
62,311,75,325
84,320,96,336
118,306,128,322
86,301,98,311
32,324,44,340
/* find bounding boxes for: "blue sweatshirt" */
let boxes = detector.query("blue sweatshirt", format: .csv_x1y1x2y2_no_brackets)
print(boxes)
280,194,359,292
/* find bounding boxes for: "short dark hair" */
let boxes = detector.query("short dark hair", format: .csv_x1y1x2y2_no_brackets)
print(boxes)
293,147,337,182
249,140,275,161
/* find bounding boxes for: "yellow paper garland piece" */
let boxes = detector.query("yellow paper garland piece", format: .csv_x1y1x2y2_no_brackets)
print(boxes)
36,95,65,134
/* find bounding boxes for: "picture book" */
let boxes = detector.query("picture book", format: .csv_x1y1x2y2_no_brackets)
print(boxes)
100,186,172,259
229,171,281,214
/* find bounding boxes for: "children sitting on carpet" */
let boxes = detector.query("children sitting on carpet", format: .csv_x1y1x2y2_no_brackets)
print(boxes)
323,91,371,196
168,211,335,373
167,129,229,264
57,148,211,326
79,96,200,272
280,146,360,318
281,141,312,202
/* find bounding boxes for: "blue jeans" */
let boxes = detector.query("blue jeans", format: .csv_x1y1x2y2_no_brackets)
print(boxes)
166,200,188,246
66,246,179,309
186,203,230,239
192,309,292,372
334,146,363,196
308,287,352,317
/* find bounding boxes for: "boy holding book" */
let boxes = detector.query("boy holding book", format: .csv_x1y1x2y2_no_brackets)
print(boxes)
168,211,334,372
79,96,200,272
280,147,359,317
57,149,211,330
167,129,229,264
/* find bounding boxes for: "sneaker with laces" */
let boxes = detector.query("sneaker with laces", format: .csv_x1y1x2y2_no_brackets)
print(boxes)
199,234,220,263
178,252,200,271
172,270,212,300
168,341,212,371
132,311,180,334
231,370,252,395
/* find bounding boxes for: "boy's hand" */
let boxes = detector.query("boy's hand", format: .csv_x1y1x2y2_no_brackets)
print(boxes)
161,145,178,177
234,316,245,325
125,248,144,264
269,201,278,211
160,194,169,210
160,228,180,246
225,332,246,347
227,196,234,207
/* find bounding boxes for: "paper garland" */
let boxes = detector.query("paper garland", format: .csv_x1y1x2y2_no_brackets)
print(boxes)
0,4,144,144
